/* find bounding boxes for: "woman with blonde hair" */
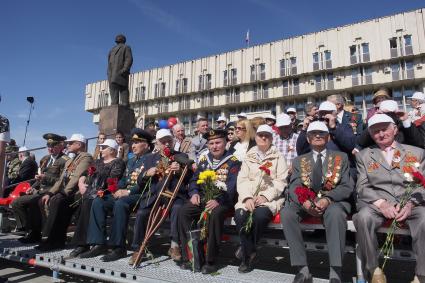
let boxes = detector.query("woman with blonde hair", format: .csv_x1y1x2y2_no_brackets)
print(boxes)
249,116,266,131
229,119,256,160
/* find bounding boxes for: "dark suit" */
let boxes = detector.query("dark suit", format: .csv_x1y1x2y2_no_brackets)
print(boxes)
340,110,363,134
15,157,38,184
107,43,133,106
282,150,354,268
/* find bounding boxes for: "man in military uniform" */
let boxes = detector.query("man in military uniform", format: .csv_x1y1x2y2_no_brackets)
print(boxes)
36,133,93,251
4,145,20,192
74,129,153,260
282,121,354,283
178,129,241,274
12,133,68,243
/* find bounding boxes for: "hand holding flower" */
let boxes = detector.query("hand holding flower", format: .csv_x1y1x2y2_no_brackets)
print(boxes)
205,199,219,211
244,198,255,212
254,195,268,206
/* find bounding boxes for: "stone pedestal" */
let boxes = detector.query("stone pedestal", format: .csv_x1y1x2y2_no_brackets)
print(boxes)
99,105,135,137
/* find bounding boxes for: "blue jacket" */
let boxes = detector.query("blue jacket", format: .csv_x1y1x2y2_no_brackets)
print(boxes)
118,153,149,195
189,151,241,207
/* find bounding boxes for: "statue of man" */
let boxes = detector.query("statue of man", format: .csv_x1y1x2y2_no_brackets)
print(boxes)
107,34,133,106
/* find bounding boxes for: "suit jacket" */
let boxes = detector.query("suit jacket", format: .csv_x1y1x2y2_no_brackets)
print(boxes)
288,150,354,205
176,137,196,161
191,135,207,159
34,153,69,191
356,142,425,209
107,43,133,87
49,152,93,196
16,157,38,183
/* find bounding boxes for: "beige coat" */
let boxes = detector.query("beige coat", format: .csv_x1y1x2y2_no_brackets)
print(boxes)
235,145,288,215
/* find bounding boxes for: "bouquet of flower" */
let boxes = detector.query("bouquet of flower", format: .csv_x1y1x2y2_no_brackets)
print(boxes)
379,163,425,270
242,161,272,233
70,165,97,208
197,170,227,239
294,186,317,207
97,177,118,198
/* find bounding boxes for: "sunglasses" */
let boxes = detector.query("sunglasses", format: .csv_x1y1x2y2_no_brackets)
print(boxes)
236,127,246,131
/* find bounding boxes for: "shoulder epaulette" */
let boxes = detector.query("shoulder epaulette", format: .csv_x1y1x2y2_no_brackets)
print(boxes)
61,155,71,161
230,156,239,162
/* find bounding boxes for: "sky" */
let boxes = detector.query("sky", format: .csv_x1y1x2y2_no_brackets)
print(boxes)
0,0,424,159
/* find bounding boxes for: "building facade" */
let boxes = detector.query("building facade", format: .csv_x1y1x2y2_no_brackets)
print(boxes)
85,8,425,134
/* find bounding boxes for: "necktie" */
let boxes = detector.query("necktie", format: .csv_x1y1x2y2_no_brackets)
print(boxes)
384,147,394,165
312,153,323,192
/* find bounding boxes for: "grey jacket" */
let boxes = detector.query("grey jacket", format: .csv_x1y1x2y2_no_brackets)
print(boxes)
191,135,207,160
107,43,133,86
356,142,425,209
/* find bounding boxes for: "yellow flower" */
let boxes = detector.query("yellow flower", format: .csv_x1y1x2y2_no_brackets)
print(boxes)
197,179,205,185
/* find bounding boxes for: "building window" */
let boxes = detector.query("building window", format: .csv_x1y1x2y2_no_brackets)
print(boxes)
327,73,334,90
313,52,319,71
253,83,268,100
175,80,180,95
154,83,158,98
250,65,256,82
315,74,322,91
293,78,299,95
391,63,400,81
160,82,166,97
226,88,240,104
135,86,145,101
206,74,212,89
223,70,228,86
280,59,286,77
282,80,289,96
389,38,398,58
198,75,203,91
404,35,413,55
290,57,297,75
324,50,332,69
364,66,372,84
405,60,414,79
362,43,370,62
231,68,237,85
352,68,359,86
350,45,357,64
182,78,188,93
260,63,266,80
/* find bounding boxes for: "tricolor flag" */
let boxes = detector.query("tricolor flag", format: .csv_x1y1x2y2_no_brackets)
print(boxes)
245,29,250,47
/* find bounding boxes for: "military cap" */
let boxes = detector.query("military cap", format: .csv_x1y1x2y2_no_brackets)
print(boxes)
43,133,66,146
202,129,227,141
131,128,153,143
5,145,19,154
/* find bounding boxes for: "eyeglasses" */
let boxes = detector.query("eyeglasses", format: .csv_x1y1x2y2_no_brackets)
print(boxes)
235,127,246,131
308,131,328,137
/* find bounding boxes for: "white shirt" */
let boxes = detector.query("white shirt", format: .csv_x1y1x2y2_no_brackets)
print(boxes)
233,141,249,161
337,110,344,124
312,149,327,163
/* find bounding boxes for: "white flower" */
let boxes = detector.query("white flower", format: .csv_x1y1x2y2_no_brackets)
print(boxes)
414,162,420,168
404,172,414,182
215,180,227,192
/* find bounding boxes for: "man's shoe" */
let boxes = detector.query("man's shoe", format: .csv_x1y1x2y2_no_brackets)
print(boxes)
79,245,107,259
179,261,194,271
168,247,182,261
292,272,313,283
18,232,41,244
68,246,89,258
201,263,218,274
371,267,387,283
128,252,139,266
238,262,253,273
101,248,127,262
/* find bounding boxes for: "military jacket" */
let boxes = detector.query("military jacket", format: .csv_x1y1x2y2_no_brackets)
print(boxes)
36,153,70,191
7,158,21,182
118,153,148,194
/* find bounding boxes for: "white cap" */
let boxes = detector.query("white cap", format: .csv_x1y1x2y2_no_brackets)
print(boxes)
368,114,395,128
156,129,172,140
410,92,425,102
286,107,297,113
65,133,86,143
307,121,329,133
379,100,399,112
275,113,292,127
18,146,28,152
319,101,337,112
216,116,227,122
264,113,276,120
99,139,118,150
256,125,274,135
237,112,247,118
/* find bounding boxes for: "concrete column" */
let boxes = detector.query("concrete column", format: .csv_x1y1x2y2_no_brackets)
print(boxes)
275,102,282,115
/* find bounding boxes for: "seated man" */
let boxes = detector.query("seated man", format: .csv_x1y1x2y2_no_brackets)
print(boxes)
127,129,191,265
282,121,354,283
353,114,425,283
178,129,241,274
12,133,69,242
77,129,153,261
36,134,93,251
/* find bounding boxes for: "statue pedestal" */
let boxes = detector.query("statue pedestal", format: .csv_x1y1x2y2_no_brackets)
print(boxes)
99,105,135,137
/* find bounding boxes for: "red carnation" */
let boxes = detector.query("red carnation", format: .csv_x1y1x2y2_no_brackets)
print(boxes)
106,178,119,193
97,190,105,198
163,147,171,158
88,166,96,176
412,171,425,188
259,166,271,176
294,186,316,204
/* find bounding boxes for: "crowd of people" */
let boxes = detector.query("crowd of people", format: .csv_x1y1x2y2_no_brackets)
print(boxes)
1,88,425,283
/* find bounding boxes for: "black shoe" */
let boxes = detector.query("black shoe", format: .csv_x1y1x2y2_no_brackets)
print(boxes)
68,246,90,258
18,232,41,244
79,245,107,258
0,276,8,283
100,248,127,262
35,242,65,252
238,262,253,273
293,272,313,283
179,261,193,271
201,263,218,274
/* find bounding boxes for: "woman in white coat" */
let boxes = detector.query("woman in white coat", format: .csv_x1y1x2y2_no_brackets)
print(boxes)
234,124,288,273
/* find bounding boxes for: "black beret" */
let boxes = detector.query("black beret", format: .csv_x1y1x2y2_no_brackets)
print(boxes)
202,129,227,141
43,133,66,146
131,128,153,143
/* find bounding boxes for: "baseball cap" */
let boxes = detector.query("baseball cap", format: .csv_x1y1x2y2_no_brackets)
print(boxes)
256,125,274,135
275,113,292,127
307,121,329,133
99,139,119,150
65,133,86,143
319,101,337,112
156,129,172,140
368,114,395,128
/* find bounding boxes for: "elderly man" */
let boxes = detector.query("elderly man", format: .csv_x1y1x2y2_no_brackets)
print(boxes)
287,107,301,133
273,113,298,168
282,121,354,283
127,129,192,265
353,114,425,283
366,88,391,121
13,134,69,242
173,123,195,161
327,94,363,134
36,134,93,251
216,116,227,129
178,129,241,274
191,117,209,161
5,147,38,197
304,103,318,120
408,92,425,122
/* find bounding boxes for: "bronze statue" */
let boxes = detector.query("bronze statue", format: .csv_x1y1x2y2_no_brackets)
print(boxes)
107,34,133,106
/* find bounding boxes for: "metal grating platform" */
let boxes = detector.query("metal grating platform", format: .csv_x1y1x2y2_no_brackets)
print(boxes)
0,234,328,283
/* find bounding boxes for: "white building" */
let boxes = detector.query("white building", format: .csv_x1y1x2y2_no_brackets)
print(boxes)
85,8,425,133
